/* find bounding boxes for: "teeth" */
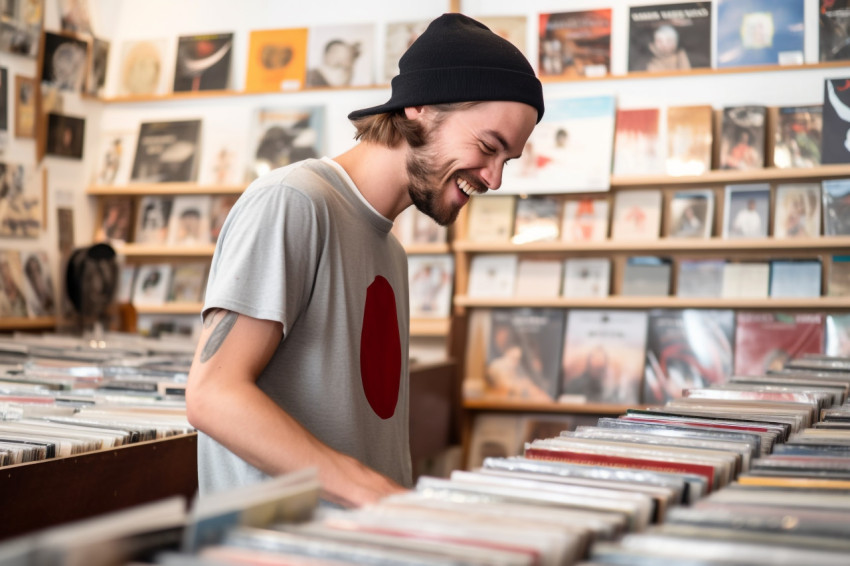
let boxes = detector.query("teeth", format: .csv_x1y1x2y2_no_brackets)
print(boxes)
457,177,472,197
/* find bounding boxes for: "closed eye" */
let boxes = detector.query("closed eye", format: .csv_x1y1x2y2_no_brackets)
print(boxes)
480,142,496,155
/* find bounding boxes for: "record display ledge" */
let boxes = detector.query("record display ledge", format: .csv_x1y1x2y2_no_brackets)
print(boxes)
454,296,850,310
463,398,640,415
611,163,850,188
0,317,57,331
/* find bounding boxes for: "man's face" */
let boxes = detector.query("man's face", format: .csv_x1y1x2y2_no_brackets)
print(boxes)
405,101,537,226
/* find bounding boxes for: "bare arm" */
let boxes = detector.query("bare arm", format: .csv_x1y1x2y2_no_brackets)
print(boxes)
186,308,406,507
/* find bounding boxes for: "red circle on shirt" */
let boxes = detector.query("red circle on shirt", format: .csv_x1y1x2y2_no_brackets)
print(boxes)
360,276,401,419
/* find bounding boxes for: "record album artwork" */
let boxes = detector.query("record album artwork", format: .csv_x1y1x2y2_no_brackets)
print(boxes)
244,27,308,92
734,312,824,375
130,120,202,183
91,129,136,186
477,15,528,56
0,0,43,57
0,249,28,317
538,9,611,79
383,20,429,83
627,2,711,72
822,77,850,164
612,107,663,175
668,189,713,238
511,196,560,243
0,162,40,237
40,31,88,92
723,184,770,239
561,198,609,242
305,23,374,88
773,105,822,168
14,74,36,138
168,262,207,303
134,196,173,245
132,263,171,307
819,0,850,62
173,32,233,92
249,107,324,180
666,105,713,176
166,195,211,246
20,250,55,317
45,112,85,159
716,0,805,67
408,254,453,319
822,179,850,235
85,37,109,96
718,106,766,170
94,196,132,245
118,39,168,96
58,0,92,35
773,183,821,238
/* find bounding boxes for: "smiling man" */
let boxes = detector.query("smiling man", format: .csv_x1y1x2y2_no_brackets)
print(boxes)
186,13,543,507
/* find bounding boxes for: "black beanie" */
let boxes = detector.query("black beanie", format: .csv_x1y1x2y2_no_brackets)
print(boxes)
348,13,545,123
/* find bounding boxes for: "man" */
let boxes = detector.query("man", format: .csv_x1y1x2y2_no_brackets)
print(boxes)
186,13,543,507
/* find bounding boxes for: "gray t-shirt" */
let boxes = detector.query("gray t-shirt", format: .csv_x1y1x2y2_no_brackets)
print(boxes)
198,157,412,494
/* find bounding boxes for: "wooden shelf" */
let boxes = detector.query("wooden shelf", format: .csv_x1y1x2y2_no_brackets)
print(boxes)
410,317,451,337
405,243,451,255
98,82,391,104
0,317,57,331
455,296,850,310
87,183,246,196
463,398,639,415
611,164,850,188
118,244,216,257
454,235,850,254
134,303,203,315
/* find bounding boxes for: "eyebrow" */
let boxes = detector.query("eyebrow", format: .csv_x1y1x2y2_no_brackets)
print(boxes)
483,129,522,159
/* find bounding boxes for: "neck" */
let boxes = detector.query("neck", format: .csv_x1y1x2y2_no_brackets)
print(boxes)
332,141,412,220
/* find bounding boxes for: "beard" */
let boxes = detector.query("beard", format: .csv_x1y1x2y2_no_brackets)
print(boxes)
405,127,461,227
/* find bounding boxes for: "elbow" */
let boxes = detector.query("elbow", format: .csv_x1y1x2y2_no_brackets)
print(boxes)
185,371,212,432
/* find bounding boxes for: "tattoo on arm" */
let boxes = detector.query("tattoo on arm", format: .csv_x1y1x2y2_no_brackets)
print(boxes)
200,311,239,363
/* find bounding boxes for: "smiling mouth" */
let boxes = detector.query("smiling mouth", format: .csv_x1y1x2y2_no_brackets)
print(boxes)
456,176,485,197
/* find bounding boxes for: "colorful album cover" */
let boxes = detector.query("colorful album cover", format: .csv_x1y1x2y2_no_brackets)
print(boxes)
173,33,233,92
511,196,561,243
538,9,611,79
0,249,28,317
561,198,609,242
85,37,109,96
90,129,136,186
502,95,616,194
773,183,821,238
723,183,770,239
94,196,133,244
819,0,850,62
628,2,711,72
718,105,766,170
610,189,662,240
612,107,663,175
668,189,713,238
248,106,324,180
734,312,824,375
40,31,88,92
487,308,565,401
130,119,202,183
19,250,55,317
0,162,40,237
0,0,43,57
821,179,850,235
383,20,429,83
822,77,850,164
166,195,211,246
666,105,713,176
408,254,453,318
716,0,805,67
117,38,171,96
244,28,308,92
644,309,734,404
305,23,374,88
561,310,648,404
465,195,516,242
773,105,822,168
134,195,174,245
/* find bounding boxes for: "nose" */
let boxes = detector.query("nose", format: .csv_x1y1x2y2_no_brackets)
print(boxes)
481,159,503,191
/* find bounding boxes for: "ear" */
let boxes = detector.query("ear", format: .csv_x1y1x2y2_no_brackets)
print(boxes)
403,106,426,120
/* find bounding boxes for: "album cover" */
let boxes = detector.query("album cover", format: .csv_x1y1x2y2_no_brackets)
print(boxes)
822,77,850,164
823,179,850,235
130,119,202,183
383,20,429,83
716,0,805,67
621,256,671,296
538,9,611,79
561,198,609,242
769,259,822,298
773,183,821,238
0,249,28,317
718,105,766,170
505,95,616,194
19,250,54,317
821,0,850,63
825,313,850,356
84,36,109,96
486,308,565,401
467,254,518,298
134,195,174,245
644,309,734,404
721,262,770,298
209,194,239,242
244,28,308,92
612,108,663,175
14,74,36,138
511,196,560,243
676,259,725,298
0,0,43,57
305,23,374,88
666,105,713,176
90,129,136,186
116,264,135,303
168,262,207,303
734,312,824,375
40,31,88,92
773,105,822,168
465,195,515,242
408,254,453,318
628,2,711,72
173,33,233,92
668,189,714,238
45,112,85,159
562,258,610,298
722,184,770,238
0,67,7,136
166,195,211,246
58,0,92,35
561,310,648,404
117,39,170,96
514,259,561,298
466,414,523,469
829,255,850,296
610,189,662,240
132,263,171,307
0,163,40,237
94,196,133,245
248,106,324,181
